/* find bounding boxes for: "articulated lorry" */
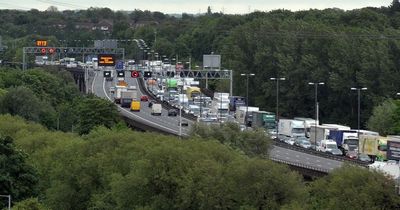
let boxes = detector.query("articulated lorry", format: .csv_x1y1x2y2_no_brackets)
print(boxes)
328,130,359,154
229,96,246,112
278,119,305,138
235,106,259,126
294,117,316,137
114,86,127,104
359,135,387,161
120,90,138,108
251,111,276,133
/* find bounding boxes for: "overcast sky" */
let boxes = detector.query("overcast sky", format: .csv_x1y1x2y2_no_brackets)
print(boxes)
0,0,393,14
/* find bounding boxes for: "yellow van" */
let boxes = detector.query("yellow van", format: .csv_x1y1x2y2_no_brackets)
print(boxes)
130,101,141,111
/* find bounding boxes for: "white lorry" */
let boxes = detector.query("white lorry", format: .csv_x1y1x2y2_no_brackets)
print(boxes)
278,119,305,138
294,117,316,137
235,106,259,126
113,86,127,104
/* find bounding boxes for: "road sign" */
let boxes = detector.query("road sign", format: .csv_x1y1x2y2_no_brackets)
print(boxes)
117,71,125,78
131,71,139,78
36,40,47,47
143,71,152,78
103,71,111,77
116,60,124,70
98,54,115,66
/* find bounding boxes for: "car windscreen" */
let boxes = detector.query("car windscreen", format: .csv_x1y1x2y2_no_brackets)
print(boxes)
326,144,337,149
292,128,305,134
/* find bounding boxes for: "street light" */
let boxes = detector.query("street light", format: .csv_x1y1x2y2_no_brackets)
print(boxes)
270,77,286,137
308,82,325,147
241,73,255,126
351,87,368,140
0,195,11,210
179,87,182,137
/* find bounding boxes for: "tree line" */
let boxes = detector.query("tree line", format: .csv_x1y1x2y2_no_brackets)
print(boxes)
1,115,399,209
0,67,120,134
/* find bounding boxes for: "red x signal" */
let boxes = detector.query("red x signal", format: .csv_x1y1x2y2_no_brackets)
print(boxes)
131,71,139,78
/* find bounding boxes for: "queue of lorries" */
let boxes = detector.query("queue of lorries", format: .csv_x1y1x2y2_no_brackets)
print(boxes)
275,118,400,166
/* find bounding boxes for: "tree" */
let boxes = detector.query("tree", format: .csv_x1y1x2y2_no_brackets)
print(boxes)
0,136,38,202
367,99,397,135
306,165,400,210
75,94,120,135
13,198,49,210
190,122,272,157
46,6,58,12
0,86,56,128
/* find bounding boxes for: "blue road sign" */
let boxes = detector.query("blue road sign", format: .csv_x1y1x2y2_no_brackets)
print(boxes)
116,60,124,70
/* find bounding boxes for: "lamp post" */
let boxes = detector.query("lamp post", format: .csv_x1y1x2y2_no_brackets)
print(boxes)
0,195,11,210
351,87,368,140
241,73,255,126
179,87,182,137
308,82,325,147
270,77,286,137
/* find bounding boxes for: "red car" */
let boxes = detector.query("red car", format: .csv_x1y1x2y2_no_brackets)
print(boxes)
140,95,149,101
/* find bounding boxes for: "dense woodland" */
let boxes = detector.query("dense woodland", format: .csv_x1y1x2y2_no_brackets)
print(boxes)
2,2,400,209
0,114,399,209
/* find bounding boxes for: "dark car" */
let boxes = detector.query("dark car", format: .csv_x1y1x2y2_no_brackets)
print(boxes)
358,153,372,163
327,148,343,156
168,109,178,116
346,151,358,159
180,120,189,126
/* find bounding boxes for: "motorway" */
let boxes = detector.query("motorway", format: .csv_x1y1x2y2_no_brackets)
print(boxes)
269,146,343,172
92,69,193,136
91,68,343,173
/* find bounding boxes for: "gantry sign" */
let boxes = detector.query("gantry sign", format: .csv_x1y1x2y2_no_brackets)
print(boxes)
22,46,125,70
179,70,232,79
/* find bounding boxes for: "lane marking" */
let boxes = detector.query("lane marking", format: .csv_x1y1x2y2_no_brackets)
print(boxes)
91,70,97,93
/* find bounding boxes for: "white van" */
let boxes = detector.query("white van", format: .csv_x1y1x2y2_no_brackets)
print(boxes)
317,139,338,152
151,104,162,116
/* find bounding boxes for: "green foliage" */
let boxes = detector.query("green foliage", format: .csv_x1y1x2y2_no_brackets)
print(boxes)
367,99,397,135
0,86,57,128
12,198,49,210
0,135,38,202
305,165,400,210
190,122,272,157
0,115,304,210
0,68,120,134
75,94,120,135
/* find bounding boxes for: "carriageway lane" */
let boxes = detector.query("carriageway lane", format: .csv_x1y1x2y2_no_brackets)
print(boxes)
92,70,192,136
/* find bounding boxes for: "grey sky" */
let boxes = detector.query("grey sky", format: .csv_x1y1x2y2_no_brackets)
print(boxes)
0,0,393,14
